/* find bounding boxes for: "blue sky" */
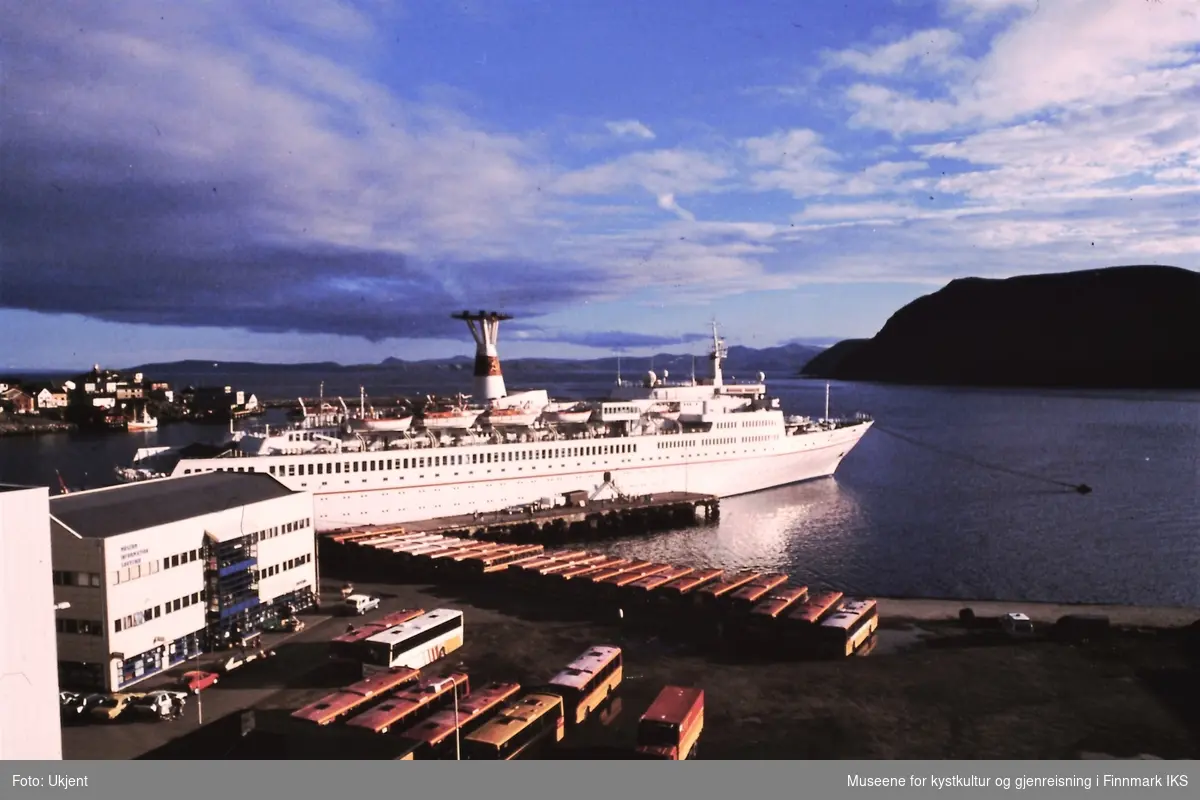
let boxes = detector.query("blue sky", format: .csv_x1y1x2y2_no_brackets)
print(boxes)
3,0,1198,369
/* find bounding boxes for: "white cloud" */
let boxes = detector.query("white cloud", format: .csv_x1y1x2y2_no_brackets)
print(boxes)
941,0,1039,20
823,28,967,76
552,149,733,197
656,193,696,222
742,129,841,195
605,119,656,140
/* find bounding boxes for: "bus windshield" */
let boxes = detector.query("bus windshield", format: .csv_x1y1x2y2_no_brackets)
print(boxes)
637,720,678,748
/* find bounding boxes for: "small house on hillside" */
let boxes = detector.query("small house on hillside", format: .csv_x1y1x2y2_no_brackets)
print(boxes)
1,387,36,414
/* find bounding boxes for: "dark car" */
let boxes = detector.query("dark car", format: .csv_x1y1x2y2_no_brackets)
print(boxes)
60,692,106,724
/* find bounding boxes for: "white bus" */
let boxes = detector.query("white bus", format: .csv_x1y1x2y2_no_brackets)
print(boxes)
361,609,465,673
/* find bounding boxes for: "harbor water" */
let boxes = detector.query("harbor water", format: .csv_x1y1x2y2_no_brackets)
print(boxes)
2,377,1198,607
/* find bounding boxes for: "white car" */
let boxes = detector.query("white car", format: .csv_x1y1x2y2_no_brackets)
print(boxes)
1002,612,1035,637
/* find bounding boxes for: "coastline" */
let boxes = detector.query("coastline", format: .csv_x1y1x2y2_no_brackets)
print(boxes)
0,417,76,437
878,597,1200,629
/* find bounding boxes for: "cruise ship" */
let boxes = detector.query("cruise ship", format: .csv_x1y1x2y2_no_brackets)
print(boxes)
117,313,873,532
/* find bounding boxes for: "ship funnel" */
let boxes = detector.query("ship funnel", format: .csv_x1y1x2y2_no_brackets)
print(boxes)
451,310,513,402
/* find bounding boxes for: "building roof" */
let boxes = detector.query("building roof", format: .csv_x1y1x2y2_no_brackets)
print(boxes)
49,472,298,539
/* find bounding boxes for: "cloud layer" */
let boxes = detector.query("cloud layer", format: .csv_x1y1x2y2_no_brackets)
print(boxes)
2,0,1197,349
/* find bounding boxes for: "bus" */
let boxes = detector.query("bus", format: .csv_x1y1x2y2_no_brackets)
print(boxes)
543,555,617,583
461,692,566,760
749,585,809,620
596,563,672,601
543,645,623,725
726,573,789,612
396,681,522,759
635,686,704,760
692,571,760,607
817,599,879,657
362,609,464,672
460,545,545,576
628,566,693,595
344,671,471,734
328,609,425,662
290,667,420,725
575,560,652,598
782,590,844,649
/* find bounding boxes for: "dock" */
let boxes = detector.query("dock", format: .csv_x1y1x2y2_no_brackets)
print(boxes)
397,491,719,543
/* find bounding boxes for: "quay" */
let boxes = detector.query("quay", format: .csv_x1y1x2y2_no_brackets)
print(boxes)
395,490,719,543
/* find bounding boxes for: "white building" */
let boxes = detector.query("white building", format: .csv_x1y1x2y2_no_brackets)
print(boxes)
0,485,63,760
49,472,318,692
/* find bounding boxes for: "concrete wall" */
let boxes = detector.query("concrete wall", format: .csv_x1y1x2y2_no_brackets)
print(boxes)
0,486,63,760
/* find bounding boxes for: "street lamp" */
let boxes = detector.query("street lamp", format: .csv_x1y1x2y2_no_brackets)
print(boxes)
432,676,462,761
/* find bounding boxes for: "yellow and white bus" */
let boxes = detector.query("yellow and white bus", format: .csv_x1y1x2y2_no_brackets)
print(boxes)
461,692,566,760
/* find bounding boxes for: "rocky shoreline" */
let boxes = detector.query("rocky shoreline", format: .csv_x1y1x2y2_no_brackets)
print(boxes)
0,417,77,437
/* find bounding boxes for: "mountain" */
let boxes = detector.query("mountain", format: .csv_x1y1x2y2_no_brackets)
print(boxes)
123,342,823,384
800,265,1200,389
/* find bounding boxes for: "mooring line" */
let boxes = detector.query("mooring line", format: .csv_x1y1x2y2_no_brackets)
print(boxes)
873,425,1092,495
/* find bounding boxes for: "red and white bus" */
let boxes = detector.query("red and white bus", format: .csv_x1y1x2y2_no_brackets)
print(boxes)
635,686,704,760
361,609,464,673
543,645,623,725
396,681,521,759
328,609,425,662
290,667,419,726
726,573,789,612
344,671,471,734
692,571,760,607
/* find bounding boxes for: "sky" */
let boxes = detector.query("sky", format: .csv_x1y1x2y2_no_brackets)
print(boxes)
2,0,1198,369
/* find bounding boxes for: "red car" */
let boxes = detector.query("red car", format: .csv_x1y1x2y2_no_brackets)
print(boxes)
177,670,219,694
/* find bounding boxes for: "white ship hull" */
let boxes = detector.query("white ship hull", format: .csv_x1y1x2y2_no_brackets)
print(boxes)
168,420,871,532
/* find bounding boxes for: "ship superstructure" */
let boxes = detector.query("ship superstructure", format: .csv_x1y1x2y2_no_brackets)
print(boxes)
117,314,873,531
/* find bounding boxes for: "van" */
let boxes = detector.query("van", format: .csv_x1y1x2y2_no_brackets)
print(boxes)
344,594,380,615
1001,612,1034,637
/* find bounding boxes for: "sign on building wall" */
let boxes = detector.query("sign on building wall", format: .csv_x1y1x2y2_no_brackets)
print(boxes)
119,542,149,569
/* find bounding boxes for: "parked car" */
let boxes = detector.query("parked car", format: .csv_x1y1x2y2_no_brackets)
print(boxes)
263,616,305,634
132,692,185,719
343,594,380,615
61,692,106,723
176,670,219,694
1002,612,1035,637
90,692,144,722
217,648,276,674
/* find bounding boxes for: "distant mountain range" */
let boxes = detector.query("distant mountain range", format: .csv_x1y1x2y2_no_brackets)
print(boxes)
801,264,1200,390
125,342,825,383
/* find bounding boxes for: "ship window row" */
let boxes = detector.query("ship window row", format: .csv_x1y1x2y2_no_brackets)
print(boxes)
261,552,312,578
263,444,639,477
742,435,773,443
658,439,697,449
56,618,104,636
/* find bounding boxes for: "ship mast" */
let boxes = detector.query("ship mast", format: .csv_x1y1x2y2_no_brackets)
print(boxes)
824,382,831,422
451,310,512,403
709,321,727,388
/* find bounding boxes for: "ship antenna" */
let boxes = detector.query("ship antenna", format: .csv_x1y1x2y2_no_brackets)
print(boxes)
824,382,830,422
616,351,622,386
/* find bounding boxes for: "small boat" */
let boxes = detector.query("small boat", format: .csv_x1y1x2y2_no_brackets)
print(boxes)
420,395,484,431
544,403,594,425
649,402,681,421
483,405,542,428
362,414,414,432
127,407,159,432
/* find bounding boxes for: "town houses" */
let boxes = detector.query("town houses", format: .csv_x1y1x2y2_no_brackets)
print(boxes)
0,365,259,433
